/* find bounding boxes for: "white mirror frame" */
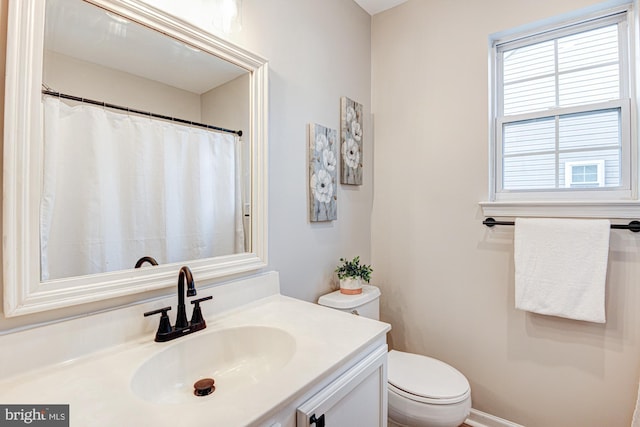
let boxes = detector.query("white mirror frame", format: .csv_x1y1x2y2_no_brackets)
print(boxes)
3,0,268,317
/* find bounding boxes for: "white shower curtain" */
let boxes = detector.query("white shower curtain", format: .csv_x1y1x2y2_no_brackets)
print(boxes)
41,97,244,280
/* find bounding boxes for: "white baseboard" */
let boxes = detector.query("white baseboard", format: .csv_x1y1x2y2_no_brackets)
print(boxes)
465,408,525,427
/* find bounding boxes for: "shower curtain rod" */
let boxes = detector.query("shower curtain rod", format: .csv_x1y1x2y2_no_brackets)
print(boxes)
483,217,640,232
42,89,243,137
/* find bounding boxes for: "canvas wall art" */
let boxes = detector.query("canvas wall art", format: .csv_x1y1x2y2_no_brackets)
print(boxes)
308,123,338,222
340,96,363,185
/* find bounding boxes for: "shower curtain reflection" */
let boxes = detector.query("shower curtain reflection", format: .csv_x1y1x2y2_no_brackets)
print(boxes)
40,97,244,281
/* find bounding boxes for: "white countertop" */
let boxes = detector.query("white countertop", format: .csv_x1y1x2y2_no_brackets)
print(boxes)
0,294,390,426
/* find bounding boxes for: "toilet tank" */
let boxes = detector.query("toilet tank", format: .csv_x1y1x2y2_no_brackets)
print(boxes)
318,285,381,320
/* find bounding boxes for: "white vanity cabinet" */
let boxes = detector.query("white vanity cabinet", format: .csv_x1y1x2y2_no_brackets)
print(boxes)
297,344,388,427
260,340,388,427
0,286,391,427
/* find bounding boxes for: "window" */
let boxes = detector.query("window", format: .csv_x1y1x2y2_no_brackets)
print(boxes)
490,4,635,206
564,160,605,188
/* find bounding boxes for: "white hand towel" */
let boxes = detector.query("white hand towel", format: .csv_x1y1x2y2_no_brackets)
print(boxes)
514,218,610,323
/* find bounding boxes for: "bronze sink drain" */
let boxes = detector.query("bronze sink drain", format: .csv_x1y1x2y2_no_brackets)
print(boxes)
194,378,215,396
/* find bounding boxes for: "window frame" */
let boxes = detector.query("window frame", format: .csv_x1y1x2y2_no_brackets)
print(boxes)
484,1,639,218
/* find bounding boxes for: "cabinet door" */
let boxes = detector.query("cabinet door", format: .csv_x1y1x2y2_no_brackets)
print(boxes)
296,344,387,427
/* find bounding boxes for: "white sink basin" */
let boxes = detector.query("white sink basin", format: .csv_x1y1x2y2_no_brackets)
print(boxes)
131,326,296,404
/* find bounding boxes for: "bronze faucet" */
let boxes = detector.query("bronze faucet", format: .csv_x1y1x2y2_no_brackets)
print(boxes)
175,266,197,329
143,266,212,342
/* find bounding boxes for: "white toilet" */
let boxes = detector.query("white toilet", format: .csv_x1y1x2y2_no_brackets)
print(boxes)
318,285,471,427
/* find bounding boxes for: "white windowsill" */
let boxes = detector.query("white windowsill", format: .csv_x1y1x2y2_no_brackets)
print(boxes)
479,200,640,219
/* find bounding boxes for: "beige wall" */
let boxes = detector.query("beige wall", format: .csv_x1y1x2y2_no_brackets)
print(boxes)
371,1,640,426
44,51,202,121
231,0,374,302
201,73,249,135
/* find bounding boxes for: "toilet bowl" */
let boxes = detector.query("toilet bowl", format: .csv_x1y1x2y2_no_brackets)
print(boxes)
318,285,471,427
387,350,471,427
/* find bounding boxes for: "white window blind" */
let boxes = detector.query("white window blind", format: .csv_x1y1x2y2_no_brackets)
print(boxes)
493,9,632,200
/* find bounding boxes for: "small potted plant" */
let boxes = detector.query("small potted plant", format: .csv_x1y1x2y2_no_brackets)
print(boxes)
335,256,372,295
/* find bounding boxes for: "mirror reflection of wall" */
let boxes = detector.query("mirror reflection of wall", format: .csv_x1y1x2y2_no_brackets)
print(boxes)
41,0,251,280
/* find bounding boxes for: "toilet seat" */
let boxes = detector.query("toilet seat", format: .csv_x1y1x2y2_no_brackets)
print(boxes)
388,350,470,405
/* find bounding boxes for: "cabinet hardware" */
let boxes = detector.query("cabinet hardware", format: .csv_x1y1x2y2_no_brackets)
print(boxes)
310,413,325,427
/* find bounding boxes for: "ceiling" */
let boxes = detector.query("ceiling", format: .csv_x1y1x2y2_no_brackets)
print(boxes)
354,0,408,15
45,0,247,95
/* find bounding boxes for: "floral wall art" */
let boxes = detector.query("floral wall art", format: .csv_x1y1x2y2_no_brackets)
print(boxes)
309,123,338,222
340,96,363,185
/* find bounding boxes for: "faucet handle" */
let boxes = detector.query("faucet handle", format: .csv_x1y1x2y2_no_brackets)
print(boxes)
143,306,172,317
191,296,213,304
190,296,213,326
144,306,173,339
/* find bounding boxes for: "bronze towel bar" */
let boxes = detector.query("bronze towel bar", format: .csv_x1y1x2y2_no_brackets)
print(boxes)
483,217,640,232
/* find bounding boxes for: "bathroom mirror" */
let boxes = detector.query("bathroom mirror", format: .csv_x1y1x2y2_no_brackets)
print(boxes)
3,0,268,317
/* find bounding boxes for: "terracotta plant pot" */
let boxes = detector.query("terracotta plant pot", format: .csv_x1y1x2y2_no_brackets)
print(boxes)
339,277,363,295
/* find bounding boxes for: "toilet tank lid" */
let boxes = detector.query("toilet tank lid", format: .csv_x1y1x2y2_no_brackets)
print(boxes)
317,285,380,309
